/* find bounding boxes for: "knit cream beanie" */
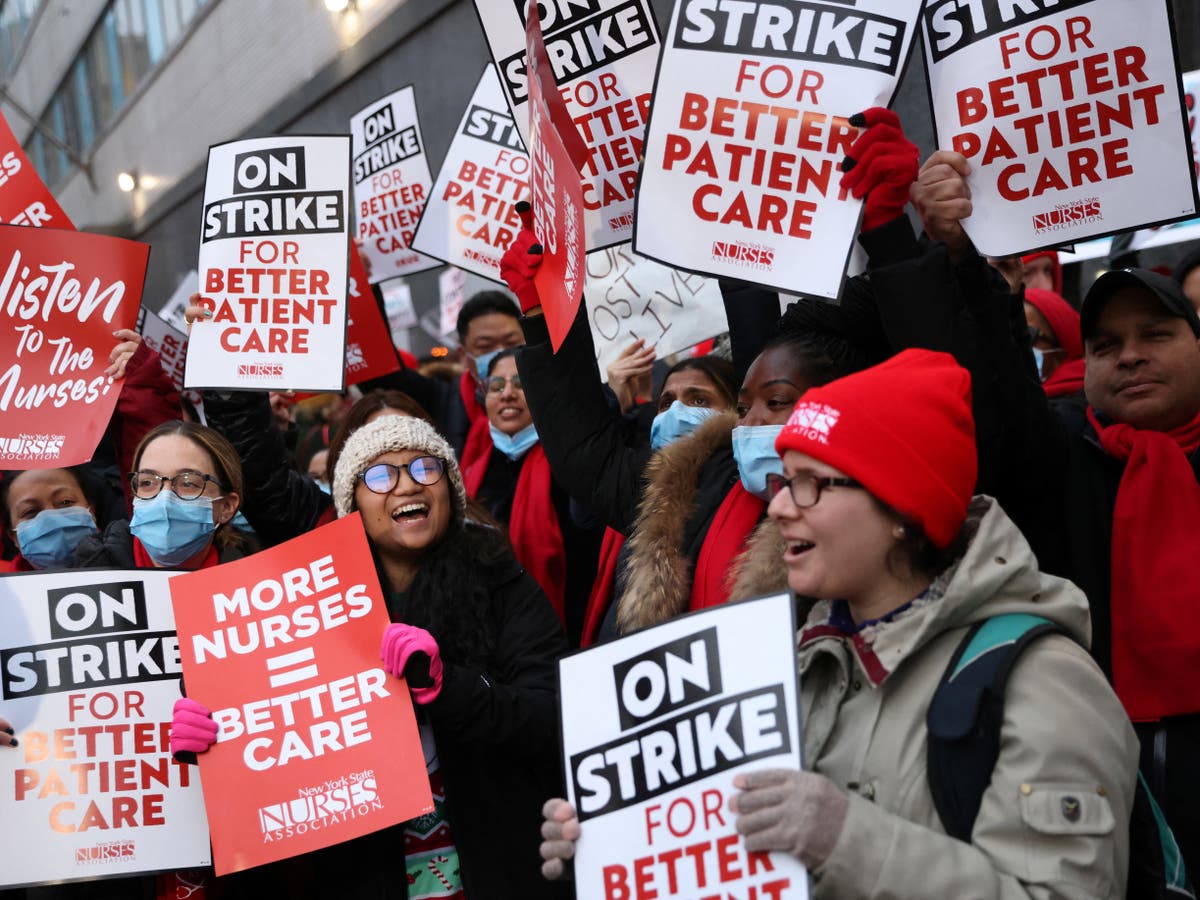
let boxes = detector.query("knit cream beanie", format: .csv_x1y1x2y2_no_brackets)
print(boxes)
332,416,467,519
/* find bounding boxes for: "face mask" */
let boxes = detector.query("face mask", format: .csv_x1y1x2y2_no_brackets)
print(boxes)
130,492,216,567
1031,347,1048,382
473,348,503,382
732,424,785,500
490,422,539,461
15,506,98,569
650,400,719,451
315,480,332,495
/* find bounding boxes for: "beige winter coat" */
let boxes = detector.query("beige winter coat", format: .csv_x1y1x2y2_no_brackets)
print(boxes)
800,497,1140,899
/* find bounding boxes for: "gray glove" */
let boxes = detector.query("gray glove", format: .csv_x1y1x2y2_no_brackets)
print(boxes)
731,768,849,869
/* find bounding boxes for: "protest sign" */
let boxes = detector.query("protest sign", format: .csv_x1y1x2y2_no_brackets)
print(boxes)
559,592,808,899
584,244,726,380
345,246,400,385
527,5,588,351
351,87,440,281
411,65,530,284
0,225,147,468
923,0,1199,256
381,278,418,343
169,514,432,875
186,135,351,392
137,306,188,393
158,270,198,332
473,0,660,250
439,267,468,338
634,0,921,299
0,112,73,229
0,569,210,887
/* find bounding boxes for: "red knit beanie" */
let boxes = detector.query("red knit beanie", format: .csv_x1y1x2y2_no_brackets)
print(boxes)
1021,250,1062,293
775,349,977,548
1024,288,1083,360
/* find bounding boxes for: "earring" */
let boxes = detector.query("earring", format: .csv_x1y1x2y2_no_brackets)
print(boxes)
893,524,907,540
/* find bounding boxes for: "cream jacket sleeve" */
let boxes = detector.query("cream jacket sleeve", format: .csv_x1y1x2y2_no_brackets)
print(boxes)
814,635,1140,900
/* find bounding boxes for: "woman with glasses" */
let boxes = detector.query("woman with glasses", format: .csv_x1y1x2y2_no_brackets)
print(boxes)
172,414,566,897
73,421,246,569
540,350,1140,898
463,348,602,645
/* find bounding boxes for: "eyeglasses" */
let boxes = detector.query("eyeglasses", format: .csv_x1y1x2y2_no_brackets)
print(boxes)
486,374,523,394
358,457,446,493
130,470,224,501
765,473,862,508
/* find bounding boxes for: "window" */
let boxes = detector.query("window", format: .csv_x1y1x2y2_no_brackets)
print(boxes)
0,0,41,73
21,0,208,187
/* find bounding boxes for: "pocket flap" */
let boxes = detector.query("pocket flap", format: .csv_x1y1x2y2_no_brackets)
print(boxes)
1019,783,1115,836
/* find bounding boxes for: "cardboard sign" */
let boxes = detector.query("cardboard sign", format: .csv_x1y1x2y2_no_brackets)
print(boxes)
634,0,920,299
169,514,432,875
527,6,588,352
351,87,440,281
345,247,401,385
923,0,1199,256
438,267,469,338
585,244,727,381
137,306,189,393
560,593,808,900
186,135,351,392
0,569,210,887
0,225,148,468
0,112,74,229
473,0,661,250
411,65,530,284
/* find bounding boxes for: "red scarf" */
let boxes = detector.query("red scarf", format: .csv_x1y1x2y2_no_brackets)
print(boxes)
690,482,765,611
1043,358,1085,398
464,438,567,623
1087,407,1200,721
581,528,626,647
133,538,221,571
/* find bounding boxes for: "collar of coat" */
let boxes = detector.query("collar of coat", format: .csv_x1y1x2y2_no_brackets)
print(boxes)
795,497,1091,688
617,411,789,634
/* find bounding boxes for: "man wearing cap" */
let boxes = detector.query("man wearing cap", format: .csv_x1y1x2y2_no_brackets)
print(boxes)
912,150,1200,873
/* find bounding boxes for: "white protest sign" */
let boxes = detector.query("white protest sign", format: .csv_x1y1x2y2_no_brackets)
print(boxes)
560,593,808,900
158,270,197,332
137,307,188,393
412,65,530,284
351,87,440,282
634,0,921,299
585,243,726,381
0,569,210,887
381,279,418,343
923,0,1199,256
473,0,660,250
186,135,351,392
439,267,469,338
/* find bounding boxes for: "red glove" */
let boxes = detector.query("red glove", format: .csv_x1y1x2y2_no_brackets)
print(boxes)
500,202,544,314
381,623,444,704
170,697,218,762
839,108,919,233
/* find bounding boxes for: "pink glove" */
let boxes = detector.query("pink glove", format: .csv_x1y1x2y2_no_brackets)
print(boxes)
839,107,919,232
381,623,444,704
170,697,218,762
499,202,544,314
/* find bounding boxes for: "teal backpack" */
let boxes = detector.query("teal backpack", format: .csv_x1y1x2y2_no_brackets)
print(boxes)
927,614,1194,899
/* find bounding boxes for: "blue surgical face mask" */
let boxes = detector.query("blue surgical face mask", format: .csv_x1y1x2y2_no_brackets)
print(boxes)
15,506,98,569
650,400,719,451
315,480,332,495
474,348,504,382
490,422,539,461
731,424,785,500
1031,347,1047,382
130,492,217,567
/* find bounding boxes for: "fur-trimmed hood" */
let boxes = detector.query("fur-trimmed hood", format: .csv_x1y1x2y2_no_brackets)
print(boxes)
617,413,789,634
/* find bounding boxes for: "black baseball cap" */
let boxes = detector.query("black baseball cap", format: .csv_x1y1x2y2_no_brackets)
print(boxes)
1080,268,1200,342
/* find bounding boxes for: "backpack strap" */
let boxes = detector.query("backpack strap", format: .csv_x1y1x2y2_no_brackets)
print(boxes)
927,613,1067,842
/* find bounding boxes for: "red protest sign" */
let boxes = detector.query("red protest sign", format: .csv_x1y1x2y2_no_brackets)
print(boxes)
169,514,432,875
526,1,587,352
345,246,401,385
0,113,73,230
0,225,147,467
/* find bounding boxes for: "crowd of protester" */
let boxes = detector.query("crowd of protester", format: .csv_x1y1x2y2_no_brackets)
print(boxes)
2,107,1198,900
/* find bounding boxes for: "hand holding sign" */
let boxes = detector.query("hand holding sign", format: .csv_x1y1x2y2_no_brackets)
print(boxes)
911,151,975,259
0,714,15,749
731,768,848,870
839,108,920,232
540,797,581,880
105,328,142,380
500,201,544,313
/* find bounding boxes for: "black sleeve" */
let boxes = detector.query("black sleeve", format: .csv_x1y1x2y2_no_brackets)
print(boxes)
719,278,783,385
201,391,333,547
359,362,471,455
516,305,650,534
426,570,566,756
